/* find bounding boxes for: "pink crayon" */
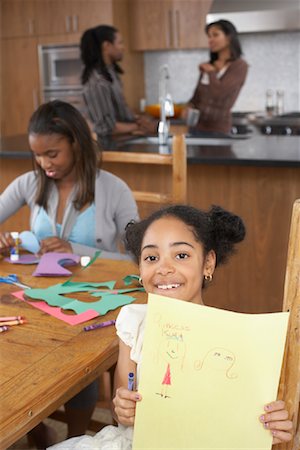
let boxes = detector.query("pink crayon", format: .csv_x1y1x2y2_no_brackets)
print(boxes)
0,316,23,322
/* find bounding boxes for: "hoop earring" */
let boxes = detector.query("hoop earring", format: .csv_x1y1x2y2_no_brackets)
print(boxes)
204,274,213,282
138,277,143,286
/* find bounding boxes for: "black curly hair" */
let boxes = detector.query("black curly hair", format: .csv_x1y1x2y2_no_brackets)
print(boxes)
125,204,246,267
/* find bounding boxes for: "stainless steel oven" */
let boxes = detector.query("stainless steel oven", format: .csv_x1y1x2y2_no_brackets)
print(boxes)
39,44,82,89
38,43,86,116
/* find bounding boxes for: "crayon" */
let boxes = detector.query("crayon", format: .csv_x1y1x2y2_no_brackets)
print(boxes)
0,325,9,333
0,316,23,322
83,320,116,332
128,372,135,391
0,319,27,326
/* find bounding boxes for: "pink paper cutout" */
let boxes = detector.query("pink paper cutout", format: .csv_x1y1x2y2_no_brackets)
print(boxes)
32,253,80,277
13,290,99,325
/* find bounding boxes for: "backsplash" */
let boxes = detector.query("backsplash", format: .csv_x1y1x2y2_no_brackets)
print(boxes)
144,31,300,113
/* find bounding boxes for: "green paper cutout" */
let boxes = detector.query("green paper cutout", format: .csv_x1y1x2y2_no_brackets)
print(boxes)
23,278,142,315
62,250,101,285
123,274,140,286
61,294,136,314
24,281,116,307
90,287,145,297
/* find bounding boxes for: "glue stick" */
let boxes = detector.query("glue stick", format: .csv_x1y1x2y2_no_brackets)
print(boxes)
10,232,20,261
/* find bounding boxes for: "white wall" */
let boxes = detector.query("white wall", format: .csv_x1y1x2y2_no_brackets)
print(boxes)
144,31,300,113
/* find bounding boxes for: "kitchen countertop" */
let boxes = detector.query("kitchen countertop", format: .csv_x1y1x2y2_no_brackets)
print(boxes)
1,133,300,168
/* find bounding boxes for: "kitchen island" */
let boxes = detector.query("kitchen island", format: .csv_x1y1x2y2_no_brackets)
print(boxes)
1,133,300,315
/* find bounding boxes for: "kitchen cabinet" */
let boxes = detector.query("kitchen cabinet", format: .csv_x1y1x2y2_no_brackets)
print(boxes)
1,0,113,38
1,37,39,136
1,0,36,38
129,0,212,50
36,0,113,36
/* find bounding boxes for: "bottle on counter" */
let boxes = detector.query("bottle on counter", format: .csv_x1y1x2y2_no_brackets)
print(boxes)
276,90,284,116
265,89,274,116
10,231,20,261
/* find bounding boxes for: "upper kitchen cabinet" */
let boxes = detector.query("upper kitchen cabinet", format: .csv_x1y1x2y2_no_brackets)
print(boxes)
1,0,36,38
1,1,113,39
129,0,212,50
36,0,113,36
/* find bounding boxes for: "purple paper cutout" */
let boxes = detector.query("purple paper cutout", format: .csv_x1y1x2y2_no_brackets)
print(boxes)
4,254,40,265
32,252,80,277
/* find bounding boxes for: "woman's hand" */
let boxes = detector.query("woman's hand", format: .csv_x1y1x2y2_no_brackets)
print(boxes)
113,386,142,427
260,400,293,444
199,62,215,73
0,232,15,255
39,237,73,254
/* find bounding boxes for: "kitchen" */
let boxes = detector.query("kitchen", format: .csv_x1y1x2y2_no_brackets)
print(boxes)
1,0,300,316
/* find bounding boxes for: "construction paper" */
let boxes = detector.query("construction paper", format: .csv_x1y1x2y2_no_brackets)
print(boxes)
32,253,80,276
13,290,99,325
19,230,40,254
4,254,40,264
123,274,140,286
58,293,136,314
133,294,289,450
23,281,117,306
90,287,145,297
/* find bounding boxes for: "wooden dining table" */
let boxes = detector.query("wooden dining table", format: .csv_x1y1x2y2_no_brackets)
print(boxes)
0,256,145,450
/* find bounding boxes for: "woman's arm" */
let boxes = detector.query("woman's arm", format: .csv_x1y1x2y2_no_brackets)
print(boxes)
206,59,248,101
112,339,141,426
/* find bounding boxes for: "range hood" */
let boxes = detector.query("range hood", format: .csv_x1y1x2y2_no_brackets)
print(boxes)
207,0,300,33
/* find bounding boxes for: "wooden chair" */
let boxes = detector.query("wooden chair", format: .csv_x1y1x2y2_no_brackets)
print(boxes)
101,134,187,216
275,199,300,450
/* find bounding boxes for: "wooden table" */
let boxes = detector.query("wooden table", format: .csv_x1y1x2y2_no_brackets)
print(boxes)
0,257,144,450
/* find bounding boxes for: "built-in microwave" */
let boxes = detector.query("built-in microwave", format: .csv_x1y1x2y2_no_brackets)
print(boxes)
38,44,82,90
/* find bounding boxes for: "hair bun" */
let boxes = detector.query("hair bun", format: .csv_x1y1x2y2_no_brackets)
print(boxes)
208,205,246,265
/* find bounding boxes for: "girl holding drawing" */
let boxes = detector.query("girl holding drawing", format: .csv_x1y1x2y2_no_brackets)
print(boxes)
49,204,293,449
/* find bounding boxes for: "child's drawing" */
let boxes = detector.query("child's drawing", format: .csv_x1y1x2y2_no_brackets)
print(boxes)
156,331,187,398
194,347,238,379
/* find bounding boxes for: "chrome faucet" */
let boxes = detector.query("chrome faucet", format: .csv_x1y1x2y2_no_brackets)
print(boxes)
158,64,174,145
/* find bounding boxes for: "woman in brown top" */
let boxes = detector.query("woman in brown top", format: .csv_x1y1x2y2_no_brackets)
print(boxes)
184,20,248,136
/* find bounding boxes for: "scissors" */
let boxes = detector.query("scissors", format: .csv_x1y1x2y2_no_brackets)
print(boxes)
0,274,31,289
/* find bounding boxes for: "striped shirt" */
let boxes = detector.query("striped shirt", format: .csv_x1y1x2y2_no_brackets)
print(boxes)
83,67,135,140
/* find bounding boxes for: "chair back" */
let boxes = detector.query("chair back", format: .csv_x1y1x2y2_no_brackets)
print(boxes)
275,199,300,450
101,134,187,215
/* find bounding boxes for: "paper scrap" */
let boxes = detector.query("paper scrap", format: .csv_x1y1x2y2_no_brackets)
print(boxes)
32,252,80,276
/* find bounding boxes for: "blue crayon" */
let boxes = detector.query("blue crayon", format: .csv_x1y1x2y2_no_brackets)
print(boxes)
128,372,135,391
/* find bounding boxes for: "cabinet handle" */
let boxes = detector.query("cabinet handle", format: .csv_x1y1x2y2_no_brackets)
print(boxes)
28,18,35,35
167,9,173,48
32,89,39,110
72,15,79,33
65,15,72,33
175,10,180,48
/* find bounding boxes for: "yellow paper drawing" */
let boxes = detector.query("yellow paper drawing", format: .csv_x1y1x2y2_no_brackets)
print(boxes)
133,294,289,450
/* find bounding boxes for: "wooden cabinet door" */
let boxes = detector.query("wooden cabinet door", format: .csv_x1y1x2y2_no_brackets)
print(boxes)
1,0,36,38
129,0,172,51
172,0,212,49
72,0,113,33
1,38,39,136
35,0,113,37
129,0,212,50
35,0,74,36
